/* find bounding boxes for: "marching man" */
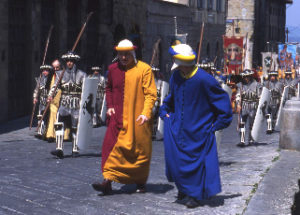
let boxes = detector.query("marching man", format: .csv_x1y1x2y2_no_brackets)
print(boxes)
282,68,298,99
159,44,232,208
90,66,106,127
48,51,86,158
92,39,157,194
33,64,54,139
236,69,262,147
264,70,283,134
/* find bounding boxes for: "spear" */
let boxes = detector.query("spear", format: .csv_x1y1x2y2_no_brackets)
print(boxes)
37,12,94,132
29,25,54,130
196,22,205,65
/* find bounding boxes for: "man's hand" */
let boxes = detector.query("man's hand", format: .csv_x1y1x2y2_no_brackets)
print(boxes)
107,108,115,116
166,114,170,118
47,96,53,102
33,99,38,105
136,115,149,125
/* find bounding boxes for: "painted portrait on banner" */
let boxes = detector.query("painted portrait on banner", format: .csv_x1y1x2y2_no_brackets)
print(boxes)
278,44,297,69
223,36,244,75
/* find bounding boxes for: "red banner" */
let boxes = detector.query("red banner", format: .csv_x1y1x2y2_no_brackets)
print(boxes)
223,36,244,75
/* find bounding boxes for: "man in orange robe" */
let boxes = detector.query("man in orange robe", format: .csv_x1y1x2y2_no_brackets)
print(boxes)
92,39,157,194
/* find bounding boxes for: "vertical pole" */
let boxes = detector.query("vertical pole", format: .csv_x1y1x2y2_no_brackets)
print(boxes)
233,20,235,37
174,16,177,36
297,83,300,100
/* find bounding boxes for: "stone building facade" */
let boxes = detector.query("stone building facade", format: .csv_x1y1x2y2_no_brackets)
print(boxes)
0,0,227,122
226,0,292,69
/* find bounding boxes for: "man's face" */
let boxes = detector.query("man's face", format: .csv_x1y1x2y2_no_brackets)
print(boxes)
42,70,49,76
117,51,134,66
270,75,276,81
66,60,74,69
52,61,61,71
178,65,194,74
93,71,99,75
243,76,250,84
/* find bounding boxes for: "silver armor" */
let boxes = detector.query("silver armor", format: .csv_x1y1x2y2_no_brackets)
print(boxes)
33,75,50,113
91,73,106,126
33,74,51,137
264,80,283,131
49,64,86,154
236,80,262,144
282,78,298,99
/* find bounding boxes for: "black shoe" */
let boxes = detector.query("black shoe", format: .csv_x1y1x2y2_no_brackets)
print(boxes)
266,130,273,134
136,184,146,193
237,142,246,147
185,196,201,208
176,191,186,200
175,195,189,205
92,180,112,195
47,137,55,143
50,149,64,159
35,134,42,139
72,151,80,158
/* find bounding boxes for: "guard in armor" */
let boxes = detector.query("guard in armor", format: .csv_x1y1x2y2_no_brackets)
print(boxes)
90,66,106,127
263,70,283,134
33,64,54,139
45,59,70,142
282,69,298,99
48,51,86,158
236,69,262,147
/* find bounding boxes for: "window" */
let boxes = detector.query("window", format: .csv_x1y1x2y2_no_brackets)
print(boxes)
216,0,222,12
197,0,204,9
207,0,213,10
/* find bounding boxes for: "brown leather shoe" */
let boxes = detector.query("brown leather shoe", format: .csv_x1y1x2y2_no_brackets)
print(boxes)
136,184,146,193
92,179,112,195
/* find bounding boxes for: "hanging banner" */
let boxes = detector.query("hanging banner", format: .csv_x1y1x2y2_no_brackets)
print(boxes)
278,43,297,69
223,36,244,75
261,52,278,76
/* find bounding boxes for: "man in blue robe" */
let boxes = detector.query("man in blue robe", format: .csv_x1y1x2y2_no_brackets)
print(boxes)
159,44,233,208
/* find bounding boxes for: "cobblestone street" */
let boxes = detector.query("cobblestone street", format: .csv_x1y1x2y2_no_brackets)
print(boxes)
0,115,299,215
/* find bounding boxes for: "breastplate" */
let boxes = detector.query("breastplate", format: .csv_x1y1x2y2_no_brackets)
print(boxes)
241,90,258,103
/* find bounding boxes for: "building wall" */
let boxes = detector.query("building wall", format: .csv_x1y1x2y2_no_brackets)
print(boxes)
226,0,255,69
253,0,287,67
146,0,227,80
226,0,289,69
0,0,226,122
0,0,8,122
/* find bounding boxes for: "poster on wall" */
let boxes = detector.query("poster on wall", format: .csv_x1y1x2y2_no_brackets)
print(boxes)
223,36,244,75
278,43,297,69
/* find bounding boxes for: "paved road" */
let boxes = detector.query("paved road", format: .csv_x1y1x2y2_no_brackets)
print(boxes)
0,115,298,215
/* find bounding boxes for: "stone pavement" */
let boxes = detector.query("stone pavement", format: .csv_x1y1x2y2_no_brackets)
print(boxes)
0,115,299,215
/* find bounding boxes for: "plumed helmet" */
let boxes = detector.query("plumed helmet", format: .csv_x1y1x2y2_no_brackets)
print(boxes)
61,51,80,61
40,64,53,71
241,69,254,77
285,69,292,74
268,70,278,76
91,66,101,71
